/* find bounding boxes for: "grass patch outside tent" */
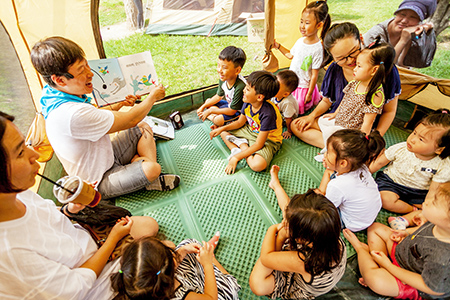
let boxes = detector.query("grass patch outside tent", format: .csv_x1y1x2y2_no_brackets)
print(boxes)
100,0,449,97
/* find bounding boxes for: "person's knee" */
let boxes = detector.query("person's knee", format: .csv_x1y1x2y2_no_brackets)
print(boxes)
130,216,159,239
249,272,265,296
367,222,388,240
213,115,224,126
142,161,161,181
248,156,267,172
364,276,396,296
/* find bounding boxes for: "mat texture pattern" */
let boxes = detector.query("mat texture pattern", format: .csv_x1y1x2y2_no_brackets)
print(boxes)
114,116,409,300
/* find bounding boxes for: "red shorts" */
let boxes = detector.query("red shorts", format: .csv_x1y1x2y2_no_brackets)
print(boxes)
390,242,423,300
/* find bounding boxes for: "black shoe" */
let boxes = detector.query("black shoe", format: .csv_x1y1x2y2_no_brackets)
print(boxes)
146,174,180,191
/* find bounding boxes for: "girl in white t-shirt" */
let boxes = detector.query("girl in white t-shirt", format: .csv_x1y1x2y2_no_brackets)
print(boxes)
317,129,386,231
273,1,330,115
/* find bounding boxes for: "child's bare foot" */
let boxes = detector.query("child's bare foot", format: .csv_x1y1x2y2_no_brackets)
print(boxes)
269,165,281,190
343,229,369,252
358,277,368,287
207,231,220,250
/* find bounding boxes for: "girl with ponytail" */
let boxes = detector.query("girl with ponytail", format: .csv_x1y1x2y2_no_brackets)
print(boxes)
317,129,386,232
273,1,331,115
111,236,240,300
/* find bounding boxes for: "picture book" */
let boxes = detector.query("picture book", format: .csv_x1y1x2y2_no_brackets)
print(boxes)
89,51,158,107
143,116,175,140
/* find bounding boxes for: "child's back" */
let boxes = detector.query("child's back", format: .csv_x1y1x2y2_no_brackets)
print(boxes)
326,164,381,231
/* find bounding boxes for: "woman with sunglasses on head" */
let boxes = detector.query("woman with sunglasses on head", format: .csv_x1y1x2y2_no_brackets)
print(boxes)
291,22,401,150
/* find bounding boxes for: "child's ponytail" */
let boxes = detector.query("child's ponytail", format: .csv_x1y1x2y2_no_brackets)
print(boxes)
364,39,395,106
328,129,386,171
111,237,177,300
304,0,330,41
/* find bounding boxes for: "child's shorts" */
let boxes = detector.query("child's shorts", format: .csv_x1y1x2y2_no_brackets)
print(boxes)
390,242,423,300
216,99,240,122
230,125,281,166
292,85,321,115
375,172,428,205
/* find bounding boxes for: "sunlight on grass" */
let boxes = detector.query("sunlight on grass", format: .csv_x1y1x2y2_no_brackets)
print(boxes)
99,0,449,95
104,35,265,95
99,0,126,26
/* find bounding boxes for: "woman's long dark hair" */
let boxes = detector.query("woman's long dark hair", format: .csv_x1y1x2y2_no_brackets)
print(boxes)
111,237,177,300
285,189,344,279
0,111,21,193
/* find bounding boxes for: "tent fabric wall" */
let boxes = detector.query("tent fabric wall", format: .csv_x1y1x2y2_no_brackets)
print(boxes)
0,0,105,112
0,0,105,191
146,0,256,36
265,0,307,70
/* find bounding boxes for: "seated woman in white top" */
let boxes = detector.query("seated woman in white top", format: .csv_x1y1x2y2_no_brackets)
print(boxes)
0,111,158,300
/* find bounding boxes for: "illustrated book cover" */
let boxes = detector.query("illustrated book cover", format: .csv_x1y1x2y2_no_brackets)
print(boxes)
89,51,158,107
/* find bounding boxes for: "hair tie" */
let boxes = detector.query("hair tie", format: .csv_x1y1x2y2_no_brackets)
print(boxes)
443,110,448,114
118,269,123,274
156,270,161,275
379,61,384,65
365,135,369,140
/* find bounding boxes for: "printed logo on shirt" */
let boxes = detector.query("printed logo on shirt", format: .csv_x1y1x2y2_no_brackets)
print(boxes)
301,55,313,71
245,115,261,133
420,167,437,174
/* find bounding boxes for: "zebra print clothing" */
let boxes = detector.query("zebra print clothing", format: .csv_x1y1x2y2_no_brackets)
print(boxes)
270,239,347,299
173,239,241,300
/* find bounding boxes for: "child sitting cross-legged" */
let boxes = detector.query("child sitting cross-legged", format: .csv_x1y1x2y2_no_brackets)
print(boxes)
111,234,240,300
249,169,346,299
343,182,450,299
197,46,247,127
270,70,300,139
370,108,450,214
210,70,282,174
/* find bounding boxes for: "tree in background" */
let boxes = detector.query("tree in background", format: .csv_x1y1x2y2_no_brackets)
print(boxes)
430,0,450,36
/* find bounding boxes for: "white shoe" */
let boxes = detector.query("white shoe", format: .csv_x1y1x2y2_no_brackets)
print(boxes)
228,148,242,160
146,174,180,191
314,154,324,162
226,135,248,147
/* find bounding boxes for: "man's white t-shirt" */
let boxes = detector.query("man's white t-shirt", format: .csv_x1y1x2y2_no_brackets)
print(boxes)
0,190,119,299
46,102,115,184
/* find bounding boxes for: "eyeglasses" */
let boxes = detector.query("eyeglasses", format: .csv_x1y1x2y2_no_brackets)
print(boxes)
335,44,362,64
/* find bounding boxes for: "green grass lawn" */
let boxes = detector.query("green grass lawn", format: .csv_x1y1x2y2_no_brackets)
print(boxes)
99,0,449,96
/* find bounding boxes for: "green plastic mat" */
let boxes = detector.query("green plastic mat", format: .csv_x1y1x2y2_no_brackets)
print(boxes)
114,111,410,300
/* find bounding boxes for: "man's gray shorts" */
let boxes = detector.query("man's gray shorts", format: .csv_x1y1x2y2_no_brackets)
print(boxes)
97,126,150,199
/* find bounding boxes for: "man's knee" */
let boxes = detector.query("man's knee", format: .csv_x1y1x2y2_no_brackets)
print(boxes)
142,161,161,181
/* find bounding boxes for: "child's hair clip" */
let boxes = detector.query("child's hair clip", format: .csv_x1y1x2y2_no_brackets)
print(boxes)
442,110,448,114
379,61,384,65
368,36,381,49
156,270,161,275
